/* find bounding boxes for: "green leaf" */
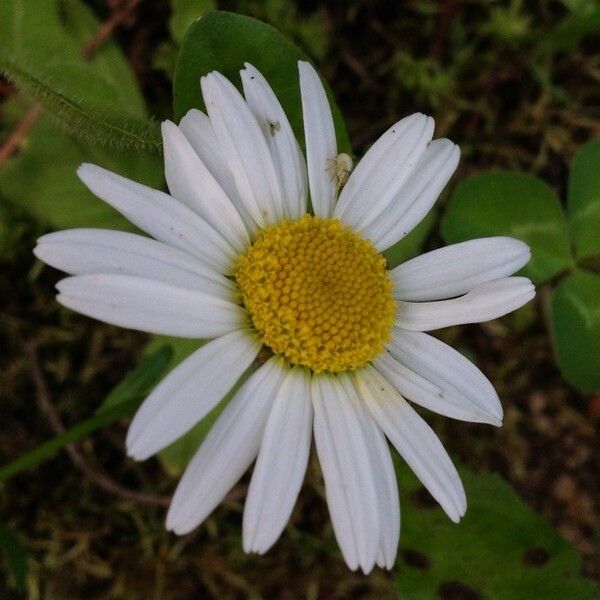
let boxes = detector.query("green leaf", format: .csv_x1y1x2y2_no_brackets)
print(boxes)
441,171,573,283
231,0,331,61
568,140,600,261
0,56,161,153
536,5,600,54
383,209,436,269
0,523,27,591
0,0,164,229
144,336,204,367
0,0,145,115
173,10,350,153
0,98,163,230
97,346,173,414
0,0,161,152
59,0,147,114
394,460,599,598
169,0,216,44
550,270,600,392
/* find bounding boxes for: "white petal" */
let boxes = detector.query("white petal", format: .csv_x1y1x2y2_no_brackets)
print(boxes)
178,109,251,223
241,63,308,219
392,237,531,301
372,353,448,415
395,276,535,331
56,274,246,337
334,114,434,229
166,357,288,535
357,366,466,522
364,139,460,251
35,228,234,298
312,373,380,573
201,72,284,229
126,330,261,460
370,425,400,570
161,120,249,252
342,376,400,570
77,164,236,274
375,330,503,425
243,366,312,554
299,61,337,217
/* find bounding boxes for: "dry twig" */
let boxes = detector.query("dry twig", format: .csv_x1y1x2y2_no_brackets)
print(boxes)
26,341,248,509
0,104,43,166
27,341,171,508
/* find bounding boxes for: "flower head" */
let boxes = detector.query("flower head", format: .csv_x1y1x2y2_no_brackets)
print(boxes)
34,61,534,572
236,214,396,373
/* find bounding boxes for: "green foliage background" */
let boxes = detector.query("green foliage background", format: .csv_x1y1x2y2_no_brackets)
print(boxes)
0,0,598,598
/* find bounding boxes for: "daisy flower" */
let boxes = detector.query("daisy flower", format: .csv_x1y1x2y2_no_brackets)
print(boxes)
34,61,534,573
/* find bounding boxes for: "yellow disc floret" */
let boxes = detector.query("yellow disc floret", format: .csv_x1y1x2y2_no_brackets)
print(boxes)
235,215,396,373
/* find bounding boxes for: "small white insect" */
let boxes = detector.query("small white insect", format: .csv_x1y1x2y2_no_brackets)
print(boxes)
326,152,353,191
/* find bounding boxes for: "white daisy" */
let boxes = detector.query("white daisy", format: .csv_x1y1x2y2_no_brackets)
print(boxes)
34,61,534,573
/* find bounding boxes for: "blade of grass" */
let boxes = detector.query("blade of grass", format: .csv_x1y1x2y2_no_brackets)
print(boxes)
0,397,138,483
0,345,173,483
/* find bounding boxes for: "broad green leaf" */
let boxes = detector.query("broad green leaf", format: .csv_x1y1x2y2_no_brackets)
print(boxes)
0,523,27,591
0,0,161,151
0,98,162,230
568,140,600,261
394,459,599,598
536,4,600,54
0,0,164,228
0,0,144,115
0,57,161,152
228,0,331,61
441,171,573,283
170,0,216,44
173,10,350,153
383,209,436,269
59,0,146,114
97,346,173,414
550,270,600,392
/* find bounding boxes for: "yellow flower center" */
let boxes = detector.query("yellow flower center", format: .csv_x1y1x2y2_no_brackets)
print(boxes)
235,215,396,373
